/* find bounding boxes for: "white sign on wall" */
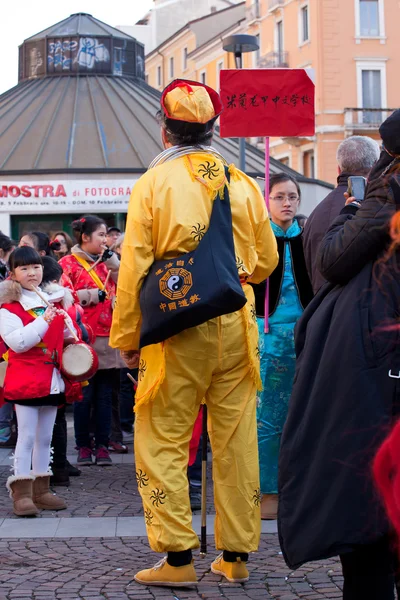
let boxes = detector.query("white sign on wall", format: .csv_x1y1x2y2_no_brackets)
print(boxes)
0,179,136,214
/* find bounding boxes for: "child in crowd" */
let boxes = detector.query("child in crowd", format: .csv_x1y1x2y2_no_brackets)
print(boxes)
0,233,15,282
41,256,85,486
0,247,75,516
59,216,122,467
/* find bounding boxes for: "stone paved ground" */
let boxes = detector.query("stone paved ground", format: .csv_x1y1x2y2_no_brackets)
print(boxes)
0,414,346,598
0,465,215,519
0,535,343,600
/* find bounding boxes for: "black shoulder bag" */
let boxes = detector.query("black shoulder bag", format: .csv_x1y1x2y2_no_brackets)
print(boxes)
139,167,247,348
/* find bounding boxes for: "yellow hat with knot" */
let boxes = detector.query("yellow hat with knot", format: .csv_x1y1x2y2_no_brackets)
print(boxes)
161,79,223,124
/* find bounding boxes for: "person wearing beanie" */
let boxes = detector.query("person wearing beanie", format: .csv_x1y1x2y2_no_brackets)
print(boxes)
110,79,278,587
379,108,400,156
278,109,400,599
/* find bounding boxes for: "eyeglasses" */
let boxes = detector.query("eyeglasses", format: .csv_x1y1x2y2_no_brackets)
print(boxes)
269,194,299,204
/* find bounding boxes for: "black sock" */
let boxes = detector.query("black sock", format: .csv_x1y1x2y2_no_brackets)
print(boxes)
223,550,249,563
167,550,193,567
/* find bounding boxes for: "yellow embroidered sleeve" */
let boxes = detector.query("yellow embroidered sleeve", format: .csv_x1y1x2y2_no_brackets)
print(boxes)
110,173,154,351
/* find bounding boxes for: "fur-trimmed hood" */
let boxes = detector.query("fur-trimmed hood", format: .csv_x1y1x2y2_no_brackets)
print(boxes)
40,282,74,309
0,280,26,306
0,280,74,309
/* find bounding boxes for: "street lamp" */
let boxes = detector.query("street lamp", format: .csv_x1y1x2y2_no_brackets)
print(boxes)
222,34,259,172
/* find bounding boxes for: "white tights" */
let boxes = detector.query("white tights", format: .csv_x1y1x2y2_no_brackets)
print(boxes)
13,405,57,476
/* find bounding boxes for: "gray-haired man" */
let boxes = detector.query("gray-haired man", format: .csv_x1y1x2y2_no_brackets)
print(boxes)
303,135,380,293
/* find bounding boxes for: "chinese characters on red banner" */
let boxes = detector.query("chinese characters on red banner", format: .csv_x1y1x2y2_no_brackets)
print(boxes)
220,69,315,138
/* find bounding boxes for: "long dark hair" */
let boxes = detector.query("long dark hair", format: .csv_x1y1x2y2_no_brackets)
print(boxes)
9,247,43,271
71,215,106,245
0,233,15,255
22,231,60,257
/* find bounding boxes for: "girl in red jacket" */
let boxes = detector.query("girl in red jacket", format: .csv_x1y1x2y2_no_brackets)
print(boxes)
0,247,75,516
59,215,122,467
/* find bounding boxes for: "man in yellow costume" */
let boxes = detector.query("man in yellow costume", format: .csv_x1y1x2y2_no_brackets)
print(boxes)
110,79,278,587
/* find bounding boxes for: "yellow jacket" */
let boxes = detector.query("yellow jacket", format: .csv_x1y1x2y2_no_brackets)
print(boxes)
110,153,278,351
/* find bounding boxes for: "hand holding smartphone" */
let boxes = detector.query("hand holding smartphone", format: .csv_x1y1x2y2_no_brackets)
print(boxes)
347,176,367,202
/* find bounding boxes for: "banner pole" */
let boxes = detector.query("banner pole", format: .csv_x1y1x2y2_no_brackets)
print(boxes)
264,136,270,334
200,405,208,557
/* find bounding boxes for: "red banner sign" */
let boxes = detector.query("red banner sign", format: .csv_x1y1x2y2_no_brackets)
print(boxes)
219,69,315,138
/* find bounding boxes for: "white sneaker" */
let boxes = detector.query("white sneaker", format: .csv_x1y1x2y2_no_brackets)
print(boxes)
122,430,134,443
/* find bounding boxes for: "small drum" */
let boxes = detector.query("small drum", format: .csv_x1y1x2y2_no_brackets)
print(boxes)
61,342,98,383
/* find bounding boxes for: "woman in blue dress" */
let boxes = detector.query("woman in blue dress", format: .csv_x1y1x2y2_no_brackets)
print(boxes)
252,173,313,519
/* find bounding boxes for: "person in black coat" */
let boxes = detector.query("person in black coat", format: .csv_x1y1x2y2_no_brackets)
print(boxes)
278,142,400,599
303,135,380,294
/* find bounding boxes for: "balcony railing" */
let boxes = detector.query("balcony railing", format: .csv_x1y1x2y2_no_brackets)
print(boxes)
258,51,289,68
269,0,284,10
246,3,260,21
344,107,395,130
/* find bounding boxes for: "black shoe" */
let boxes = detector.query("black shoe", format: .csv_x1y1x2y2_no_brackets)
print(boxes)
66,461,81,477
189,486,201,511
50,468,70,487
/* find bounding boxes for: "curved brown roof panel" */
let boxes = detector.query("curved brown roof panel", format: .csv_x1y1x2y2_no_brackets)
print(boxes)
0,75,162,171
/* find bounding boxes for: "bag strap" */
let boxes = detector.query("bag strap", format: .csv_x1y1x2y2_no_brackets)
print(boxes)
206,166,232,231
72,253,105,291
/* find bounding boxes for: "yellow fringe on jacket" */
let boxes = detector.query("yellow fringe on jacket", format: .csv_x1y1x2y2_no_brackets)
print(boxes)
134,342,166,412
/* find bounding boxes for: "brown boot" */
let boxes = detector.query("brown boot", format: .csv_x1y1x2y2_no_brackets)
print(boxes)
6,476,39,517
260,493,278,520
33,474,67,511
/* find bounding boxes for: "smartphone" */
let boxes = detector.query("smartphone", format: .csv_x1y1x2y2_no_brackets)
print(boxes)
347,176,367,201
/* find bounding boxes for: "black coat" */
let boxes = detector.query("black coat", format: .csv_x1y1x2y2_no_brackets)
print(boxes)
303,173,350,294
252,232,313,317
278,164,400,570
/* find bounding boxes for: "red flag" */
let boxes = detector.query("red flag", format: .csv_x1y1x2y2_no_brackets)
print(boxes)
220,69,315,138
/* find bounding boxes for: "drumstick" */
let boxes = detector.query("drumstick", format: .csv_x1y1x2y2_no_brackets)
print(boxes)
102,270,111,291
87,256,102,273
31,286,79,342
127,373,138,388
87,242,117,273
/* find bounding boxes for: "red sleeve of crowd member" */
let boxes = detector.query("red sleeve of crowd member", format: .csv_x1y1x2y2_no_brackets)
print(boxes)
60,272,79,305
64,379,84,404
189,407,203,467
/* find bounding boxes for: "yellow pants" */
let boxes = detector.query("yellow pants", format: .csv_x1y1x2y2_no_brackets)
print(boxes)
134,301,261,553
